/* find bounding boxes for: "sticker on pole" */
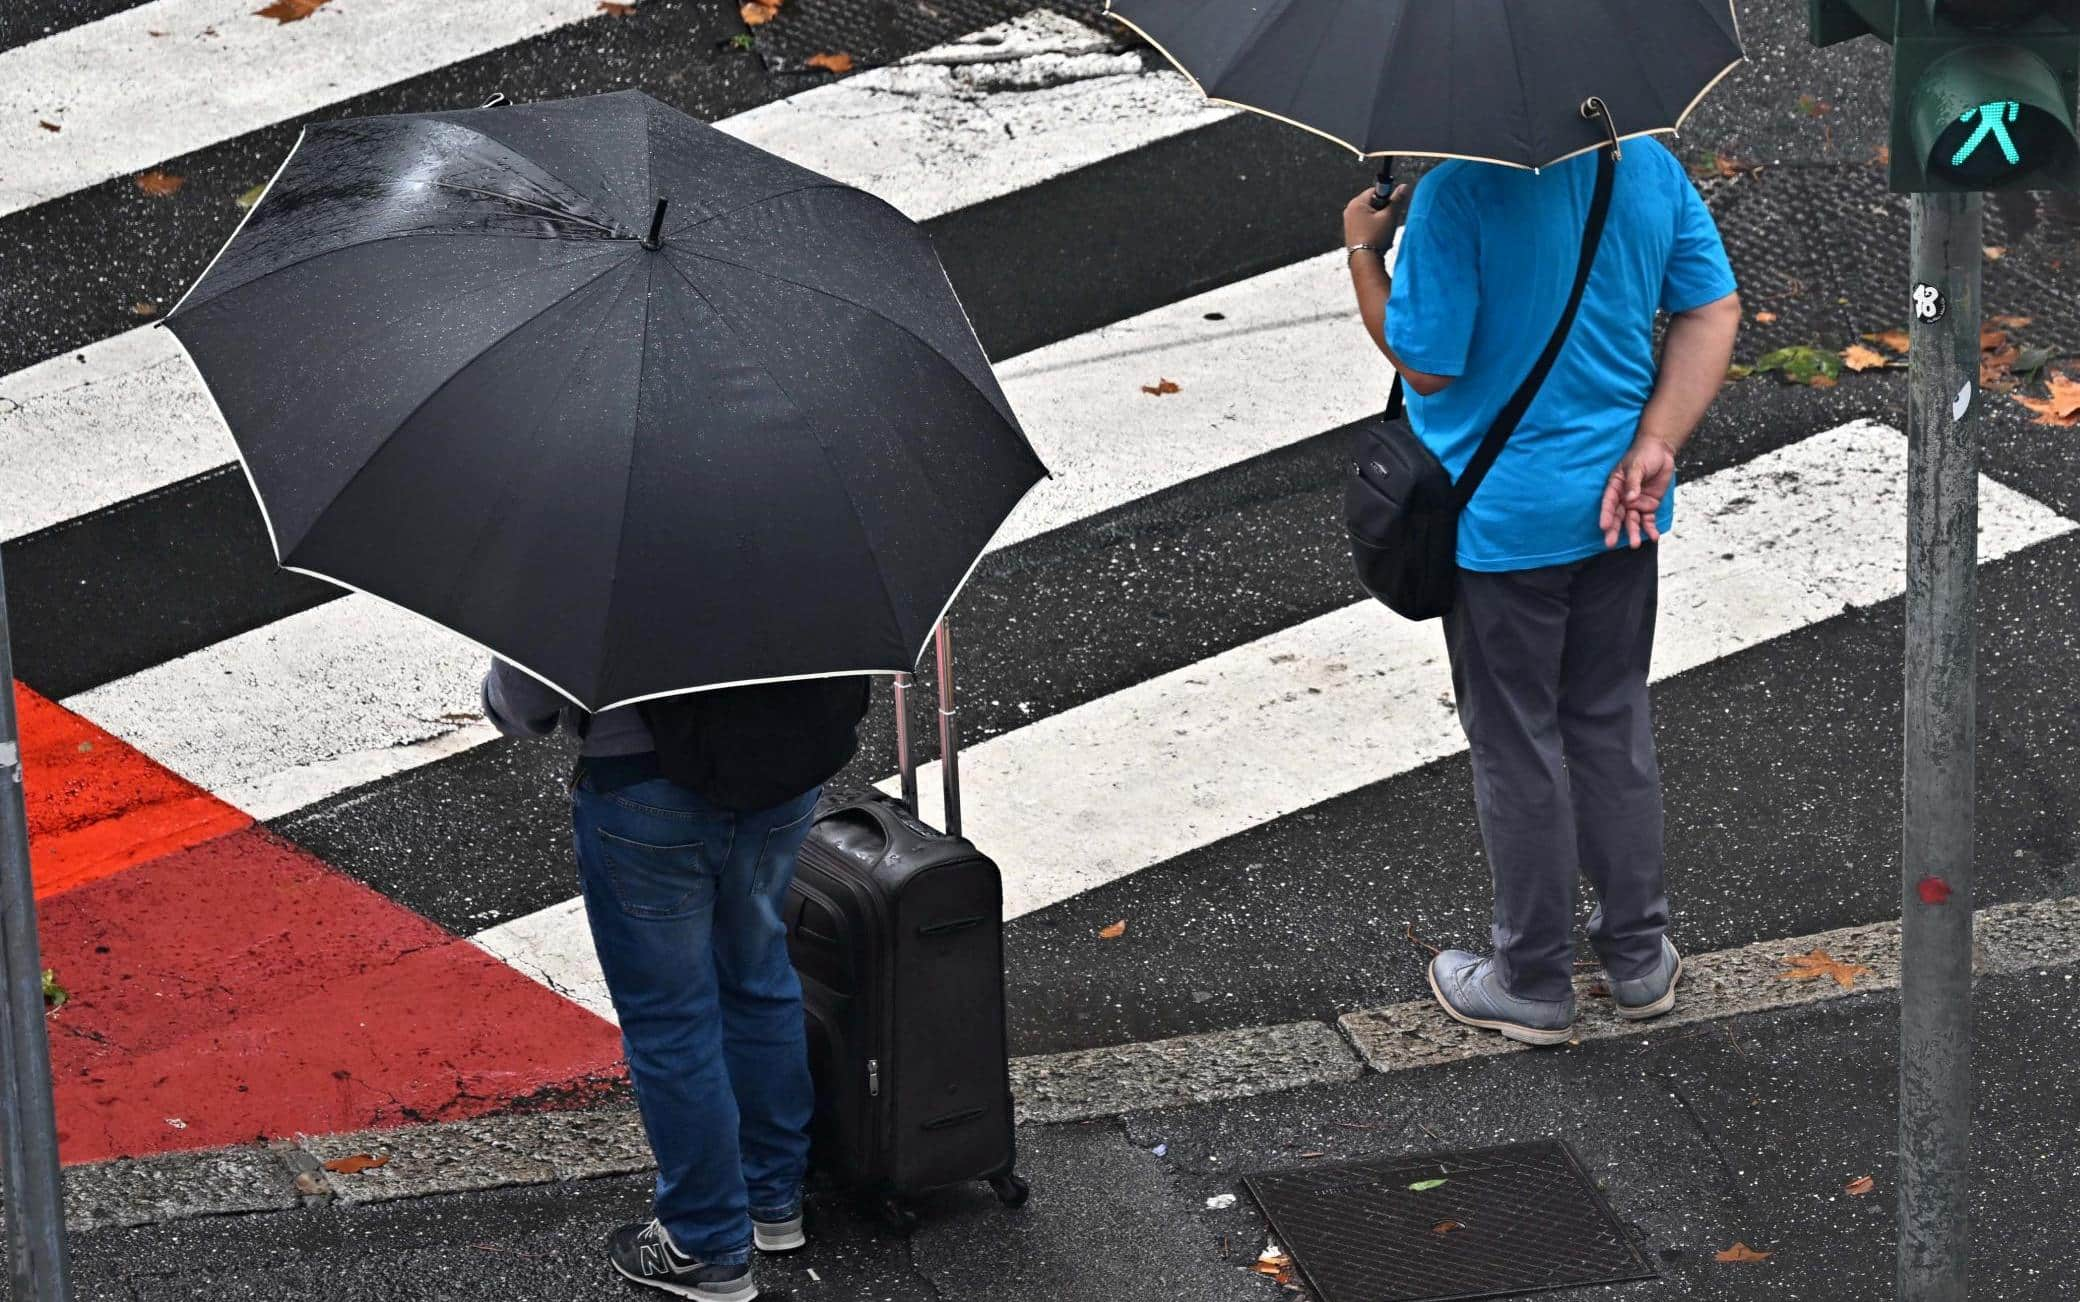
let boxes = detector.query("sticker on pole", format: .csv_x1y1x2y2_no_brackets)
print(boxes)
1912,283,1947,324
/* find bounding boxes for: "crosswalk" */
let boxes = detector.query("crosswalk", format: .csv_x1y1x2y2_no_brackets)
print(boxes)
5,0,2076,1153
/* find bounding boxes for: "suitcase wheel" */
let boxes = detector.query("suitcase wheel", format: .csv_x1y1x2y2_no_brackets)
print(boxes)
990,1172,1030,1208
876,1194,921,1237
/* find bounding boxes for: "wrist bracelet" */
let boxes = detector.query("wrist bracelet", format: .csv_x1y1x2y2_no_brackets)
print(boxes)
1346,243,1384,260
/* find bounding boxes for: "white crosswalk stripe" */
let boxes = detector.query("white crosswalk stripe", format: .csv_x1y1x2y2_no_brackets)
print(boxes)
473,420,2077,1021
0,10,1220,543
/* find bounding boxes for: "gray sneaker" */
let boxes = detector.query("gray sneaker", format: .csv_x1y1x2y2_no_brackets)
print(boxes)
1609,937,1682,1021
751,1212,805,1254
1427,950,1576,1046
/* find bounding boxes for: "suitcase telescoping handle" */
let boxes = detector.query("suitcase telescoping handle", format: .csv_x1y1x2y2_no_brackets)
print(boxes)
891,620,962,837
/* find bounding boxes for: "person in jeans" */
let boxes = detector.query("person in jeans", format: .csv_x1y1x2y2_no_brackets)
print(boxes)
483,661,866,1301
1340,138,1741,1045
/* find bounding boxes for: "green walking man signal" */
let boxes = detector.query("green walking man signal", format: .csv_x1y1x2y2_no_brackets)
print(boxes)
1810,0,2080,192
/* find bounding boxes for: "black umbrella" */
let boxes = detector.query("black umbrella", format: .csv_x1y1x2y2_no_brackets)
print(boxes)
1105,0,1744,170
165,90,1045,711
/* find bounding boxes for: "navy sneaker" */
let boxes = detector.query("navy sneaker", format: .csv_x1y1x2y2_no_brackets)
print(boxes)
608,1220,757,1301
1609,937,1682,1021
1427,950,1576,1046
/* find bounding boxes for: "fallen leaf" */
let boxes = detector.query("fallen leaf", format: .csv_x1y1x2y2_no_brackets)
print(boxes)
1984,246,2007,261
1752,345,1843,387
1874,144,1891,166
1408,1178,1448,1192
1841,344,1890,372
1981,329,2010,352
1865,329,1911,355
1097,919,1127,940
1725,363,1754,381
1585,981,1611,998
1432,1219,1464,1234
1753,310,1779,324
1777,947,1871,990
38,120,60,133
741,0,782,24
236,183,267,210
1299,1151,1326,1159
805,51,854,73
597,1,636,12
1716,1242,1772,1263
1253,1248,1294,1285
2015,371,2080,427
255,0,333,22
1808,374,1838,389
321,1153,390,1174
1993,314,2034,329
135,170,185,197
1713,153,1762,179
130,301,158,317
1141,378,1180,396
1845,1175,1876,1196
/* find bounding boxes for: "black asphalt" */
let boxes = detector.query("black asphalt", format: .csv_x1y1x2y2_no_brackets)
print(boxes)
35,967,2080,1300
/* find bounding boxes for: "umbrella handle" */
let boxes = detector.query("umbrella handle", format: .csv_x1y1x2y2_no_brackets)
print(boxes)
1367,157,1397,211
1580,96,1623,161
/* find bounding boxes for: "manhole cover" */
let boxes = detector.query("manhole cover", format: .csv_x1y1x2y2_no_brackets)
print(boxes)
1241,1140,1654,1302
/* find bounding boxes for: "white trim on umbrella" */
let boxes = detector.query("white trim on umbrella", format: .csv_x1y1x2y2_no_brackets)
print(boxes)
1104,2,1746,172
164,128,310,320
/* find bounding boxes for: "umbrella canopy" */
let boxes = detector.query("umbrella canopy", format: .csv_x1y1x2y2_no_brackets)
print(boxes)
166,90,1045,712
1105,0,1745,169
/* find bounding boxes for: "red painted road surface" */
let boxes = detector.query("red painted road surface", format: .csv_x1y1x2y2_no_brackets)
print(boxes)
17,683,625,1165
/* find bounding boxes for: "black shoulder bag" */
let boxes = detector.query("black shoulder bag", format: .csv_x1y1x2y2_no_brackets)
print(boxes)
1344,143,1617,621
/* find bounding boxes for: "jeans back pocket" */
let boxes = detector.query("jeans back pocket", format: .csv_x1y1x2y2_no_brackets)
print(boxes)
596,828,720,921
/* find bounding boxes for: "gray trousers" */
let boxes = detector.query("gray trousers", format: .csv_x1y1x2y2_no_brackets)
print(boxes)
1444,542,1669,1002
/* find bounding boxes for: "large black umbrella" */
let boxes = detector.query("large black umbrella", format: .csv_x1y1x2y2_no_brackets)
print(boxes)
1106,0,1744,169
166,90,1044,711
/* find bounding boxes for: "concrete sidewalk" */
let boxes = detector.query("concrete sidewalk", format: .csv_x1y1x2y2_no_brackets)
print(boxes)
28,940,2080,1300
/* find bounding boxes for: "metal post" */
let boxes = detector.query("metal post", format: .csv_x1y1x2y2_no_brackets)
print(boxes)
0,551,74,1301
892,673,919,812
1899,190,1981,1302
933,621,961,839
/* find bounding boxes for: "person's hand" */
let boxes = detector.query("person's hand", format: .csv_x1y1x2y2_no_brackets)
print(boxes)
1600,435,1678,549
1343,182,1411,251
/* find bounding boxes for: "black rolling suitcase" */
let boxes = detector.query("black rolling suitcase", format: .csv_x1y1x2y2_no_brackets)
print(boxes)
785,622,1028,1233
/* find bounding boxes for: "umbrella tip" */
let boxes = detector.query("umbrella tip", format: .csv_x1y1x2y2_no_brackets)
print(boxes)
641,197,669,250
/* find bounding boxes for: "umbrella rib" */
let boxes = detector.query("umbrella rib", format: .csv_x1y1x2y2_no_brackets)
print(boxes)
1494,0,1537,164
400,179,622,236
653,255,914,658
663,244,1020,430
174,233,626,321
278,254,640,558
659,182,852,241
596,254,658,702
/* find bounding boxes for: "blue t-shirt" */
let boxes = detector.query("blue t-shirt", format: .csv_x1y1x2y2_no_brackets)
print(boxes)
1385,138,1737,572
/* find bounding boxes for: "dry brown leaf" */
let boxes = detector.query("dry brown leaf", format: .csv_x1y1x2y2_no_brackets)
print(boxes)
1299,1151,1326,1159
1864,329,1911,355
1981,328,2010,352
1752,310,1779,324
1141,378,1181,396
1982,345,2022,390
1808,374,1838,389
1432,1219,1464,1235
130,301,158,317
1253,1249,1295,1285
1841,344,1889,372
135,170,185,197
805,51,855,73
598,1,636,12
1716,1242,1772,1263
1713,154,1761,178
2015,371,2080,427
321,1153,390,1174
1845,1175,1876,1196
1874,144,1891,166
1984,246,2007,261
38,120,60,133
741,0,782,24
1777,947,1870,990
1993,314,2034,329
1097,919,1127,940
255,0,333,22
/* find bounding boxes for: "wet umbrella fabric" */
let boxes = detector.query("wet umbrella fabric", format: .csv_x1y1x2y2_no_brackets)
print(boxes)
1105,0,1744,169
165,90,1045,712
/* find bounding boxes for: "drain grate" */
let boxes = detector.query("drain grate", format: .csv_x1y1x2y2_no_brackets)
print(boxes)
1241,1140,1654,1302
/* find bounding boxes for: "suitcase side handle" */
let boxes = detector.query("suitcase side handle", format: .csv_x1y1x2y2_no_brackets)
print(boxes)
915,914,989,938
920,1106,989,1132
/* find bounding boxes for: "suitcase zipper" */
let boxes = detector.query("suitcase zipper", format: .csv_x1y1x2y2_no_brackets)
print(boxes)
868,1058,880,1097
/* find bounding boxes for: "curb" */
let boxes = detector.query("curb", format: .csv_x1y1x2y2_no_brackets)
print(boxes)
49,894,2080,1234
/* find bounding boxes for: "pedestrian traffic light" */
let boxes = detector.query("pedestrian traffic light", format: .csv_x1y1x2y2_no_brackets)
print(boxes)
1809,0,2080,192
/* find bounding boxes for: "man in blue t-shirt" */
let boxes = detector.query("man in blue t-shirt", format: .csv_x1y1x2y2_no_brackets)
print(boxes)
1342,137,1741,1046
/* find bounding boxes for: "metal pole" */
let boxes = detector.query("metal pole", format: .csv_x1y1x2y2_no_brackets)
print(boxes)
934,621,961,839
1899,190,1981,1302
892,673,919,812
0,550,74,1301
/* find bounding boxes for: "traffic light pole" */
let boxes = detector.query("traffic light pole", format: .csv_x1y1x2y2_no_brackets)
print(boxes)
0,551,72,1302
1899,190,1982,1302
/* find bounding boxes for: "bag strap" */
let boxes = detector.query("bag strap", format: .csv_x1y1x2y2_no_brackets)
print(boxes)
1382,145,1618,506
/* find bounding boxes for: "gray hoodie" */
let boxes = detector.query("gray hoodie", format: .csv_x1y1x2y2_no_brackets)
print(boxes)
479,659,654,756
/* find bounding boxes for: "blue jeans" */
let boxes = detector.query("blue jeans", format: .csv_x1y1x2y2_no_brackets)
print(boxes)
571,771,820,1265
